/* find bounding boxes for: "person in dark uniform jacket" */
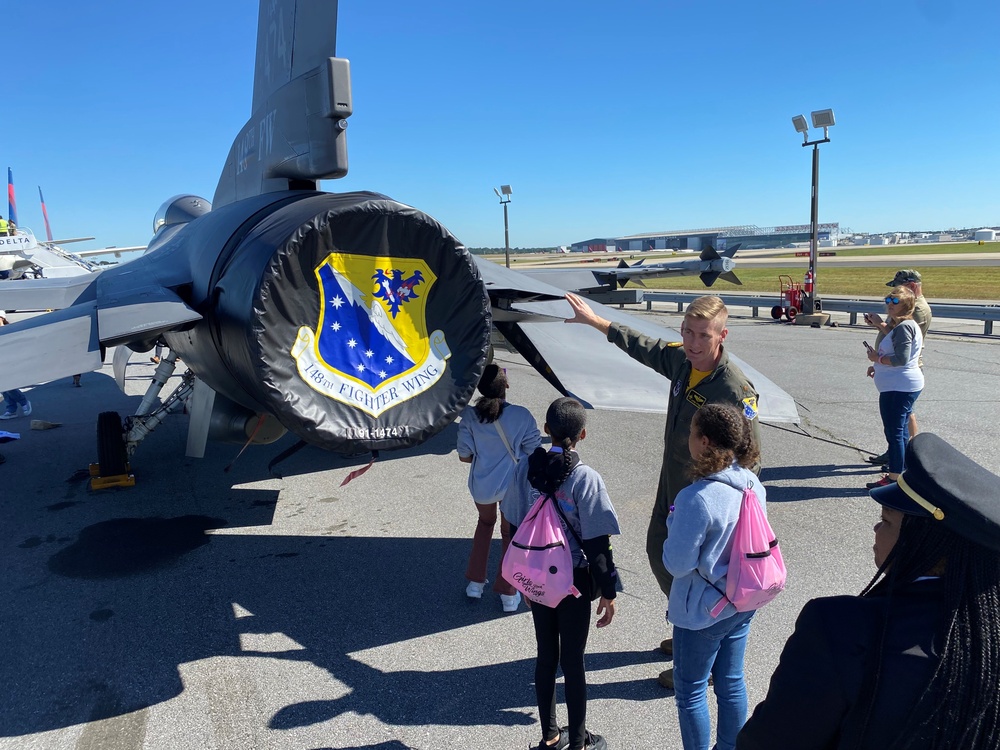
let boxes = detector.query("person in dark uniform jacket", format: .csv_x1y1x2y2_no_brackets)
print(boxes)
737,433,1000,749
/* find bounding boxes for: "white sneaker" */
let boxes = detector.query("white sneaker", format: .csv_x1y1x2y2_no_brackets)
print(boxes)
501,591,522,612
466,580,487,599
0,411,15,420
21,401,31,417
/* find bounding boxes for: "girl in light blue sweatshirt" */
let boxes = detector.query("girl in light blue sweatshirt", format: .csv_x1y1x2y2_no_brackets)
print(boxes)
663,403,765,750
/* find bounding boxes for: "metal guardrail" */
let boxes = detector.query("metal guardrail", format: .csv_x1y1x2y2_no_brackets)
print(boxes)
640,292,1000,336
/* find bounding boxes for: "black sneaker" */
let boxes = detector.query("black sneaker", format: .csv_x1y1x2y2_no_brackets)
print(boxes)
583,731,607,750
531,730,569,750
865,451,889,465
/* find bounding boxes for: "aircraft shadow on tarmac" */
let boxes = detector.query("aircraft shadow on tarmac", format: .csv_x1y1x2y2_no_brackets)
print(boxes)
3,513,664,738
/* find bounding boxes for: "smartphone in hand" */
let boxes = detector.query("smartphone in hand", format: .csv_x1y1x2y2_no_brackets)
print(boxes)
863,341,875,353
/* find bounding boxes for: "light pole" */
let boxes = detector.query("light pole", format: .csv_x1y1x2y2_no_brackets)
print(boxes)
494,185,512,268
791,109,835,316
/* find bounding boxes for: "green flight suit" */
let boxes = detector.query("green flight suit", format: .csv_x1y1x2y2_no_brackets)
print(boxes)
607,321,762,597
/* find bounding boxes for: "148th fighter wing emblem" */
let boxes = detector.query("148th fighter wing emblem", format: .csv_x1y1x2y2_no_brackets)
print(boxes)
290,253,451,417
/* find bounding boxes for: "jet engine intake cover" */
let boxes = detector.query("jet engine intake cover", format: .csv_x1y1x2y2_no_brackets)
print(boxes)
223,192,491,452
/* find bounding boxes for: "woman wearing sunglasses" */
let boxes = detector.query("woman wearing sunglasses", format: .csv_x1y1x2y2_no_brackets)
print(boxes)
864,286,924,489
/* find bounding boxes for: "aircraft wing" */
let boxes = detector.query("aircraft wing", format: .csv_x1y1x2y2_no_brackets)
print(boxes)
0,305,103,392
476,259,799,424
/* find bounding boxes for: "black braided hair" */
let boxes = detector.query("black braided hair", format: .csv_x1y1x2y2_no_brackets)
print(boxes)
527,397,585,495
473,364,508,423
688,403,760,480
856,514,1000,749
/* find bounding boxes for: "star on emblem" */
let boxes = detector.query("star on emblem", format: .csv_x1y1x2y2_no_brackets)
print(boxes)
330,295,344,309
347,339,357,349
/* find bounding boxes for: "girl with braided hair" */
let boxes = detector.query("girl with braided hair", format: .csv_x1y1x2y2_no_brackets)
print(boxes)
502,397,620,750
738,432,1000,749
457,364,541,611
662,402,764,750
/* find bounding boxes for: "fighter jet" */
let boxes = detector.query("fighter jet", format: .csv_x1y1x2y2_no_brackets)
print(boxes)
0,0,797,481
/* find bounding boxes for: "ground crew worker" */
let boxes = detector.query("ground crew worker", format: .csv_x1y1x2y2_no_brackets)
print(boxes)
0,216,8,236
865,269,932,465
565,292,760,687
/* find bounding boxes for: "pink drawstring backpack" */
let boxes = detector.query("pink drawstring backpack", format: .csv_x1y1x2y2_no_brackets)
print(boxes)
709,480,787,617
502,493,581,608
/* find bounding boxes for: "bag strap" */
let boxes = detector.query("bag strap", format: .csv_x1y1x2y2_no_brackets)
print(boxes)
696,474,752,616
493,420,518,464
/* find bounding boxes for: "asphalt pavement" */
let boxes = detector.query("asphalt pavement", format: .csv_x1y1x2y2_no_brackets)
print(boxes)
1,310,998,750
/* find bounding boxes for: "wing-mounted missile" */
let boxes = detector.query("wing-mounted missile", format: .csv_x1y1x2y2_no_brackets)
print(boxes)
521,244,743,295
698,244,742,287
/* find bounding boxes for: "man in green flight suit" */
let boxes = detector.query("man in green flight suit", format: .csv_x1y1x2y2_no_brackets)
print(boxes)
565,292,761,687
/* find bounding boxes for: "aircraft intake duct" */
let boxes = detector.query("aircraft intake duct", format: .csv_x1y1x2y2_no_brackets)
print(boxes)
168,192,491,453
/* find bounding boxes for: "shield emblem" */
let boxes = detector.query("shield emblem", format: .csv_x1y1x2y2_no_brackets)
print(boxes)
290,252,451,416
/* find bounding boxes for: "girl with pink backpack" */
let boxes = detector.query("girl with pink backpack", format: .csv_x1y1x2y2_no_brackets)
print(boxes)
662,403,768,750
502,397,621,750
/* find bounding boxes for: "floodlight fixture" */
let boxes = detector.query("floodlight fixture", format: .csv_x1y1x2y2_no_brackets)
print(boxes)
493,187,502,198
500,185,512,196
792,114,809,133
811,109,836,129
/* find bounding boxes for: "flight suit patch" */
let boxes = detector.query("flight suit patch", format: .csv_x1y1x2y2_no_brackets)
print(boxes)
742,396,758,420
687,390,707,408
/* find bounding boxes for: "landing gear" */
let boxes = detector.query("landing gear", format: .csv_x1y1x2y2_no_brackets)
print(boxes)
91,411,135,489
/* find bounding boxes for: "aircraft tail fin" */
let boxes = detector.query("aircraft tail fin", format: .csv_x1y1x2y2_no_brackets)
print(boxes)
616,259,629,269
38,186,54,241
214,0,352,208
7,168,18,226
719,271,742,286
700,271,719,287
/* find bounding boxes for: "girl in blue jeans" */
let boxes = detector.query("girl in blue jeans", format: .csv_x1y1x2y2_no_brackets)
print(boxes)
662,404,766,750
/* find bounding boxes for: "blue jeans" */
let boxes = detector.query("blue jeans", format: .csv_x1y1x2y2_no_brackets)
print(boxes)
2,389,26,411
673,610,755,750
879,389,921,474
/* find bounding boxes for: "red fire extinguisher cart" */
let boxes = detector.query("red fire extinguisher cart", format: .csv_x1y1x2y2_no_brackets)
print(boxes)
771,275,805,321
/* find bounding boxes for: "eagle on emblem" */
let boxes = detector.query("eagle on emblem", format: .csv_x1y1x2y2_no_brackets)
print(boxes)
372,268,425,318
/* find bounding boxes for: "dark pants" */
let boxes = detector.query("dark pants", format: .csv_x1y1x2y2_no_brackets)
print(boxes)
530,567,593,750
465,502,515,595
879,390,921,474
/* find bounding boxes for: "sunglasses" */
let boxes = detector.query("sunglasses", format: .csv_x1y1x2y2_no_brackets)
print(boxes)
884,296,901,305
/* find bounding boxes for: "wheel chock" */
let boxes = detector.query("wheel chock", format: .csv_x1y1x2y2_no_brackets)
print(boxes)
89,463,136,489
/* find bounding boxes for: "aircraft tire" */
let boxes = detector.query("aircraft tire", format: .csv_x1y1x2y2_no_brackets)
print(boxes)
97,411,128,477
770,305,784,320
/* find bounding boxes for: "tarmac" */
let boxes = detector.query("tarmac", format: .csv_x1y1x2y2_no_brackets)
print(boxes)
1,308,998,750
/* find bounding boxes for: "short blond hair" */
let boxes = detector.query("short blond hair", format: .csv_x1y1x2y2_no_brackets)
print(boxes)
685,295,728,329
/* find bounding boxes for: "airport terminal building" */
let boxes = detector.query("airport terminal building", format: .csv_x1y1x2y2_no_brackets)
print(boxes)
571,223,841,253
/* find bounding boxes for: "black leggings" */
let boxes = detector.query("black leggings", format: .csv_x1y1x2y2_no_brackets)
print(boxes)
530,567,593,750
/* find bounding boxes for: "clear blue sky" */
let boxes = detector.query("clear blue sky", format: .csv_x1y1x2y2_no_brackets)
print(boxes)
6,1,998,253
